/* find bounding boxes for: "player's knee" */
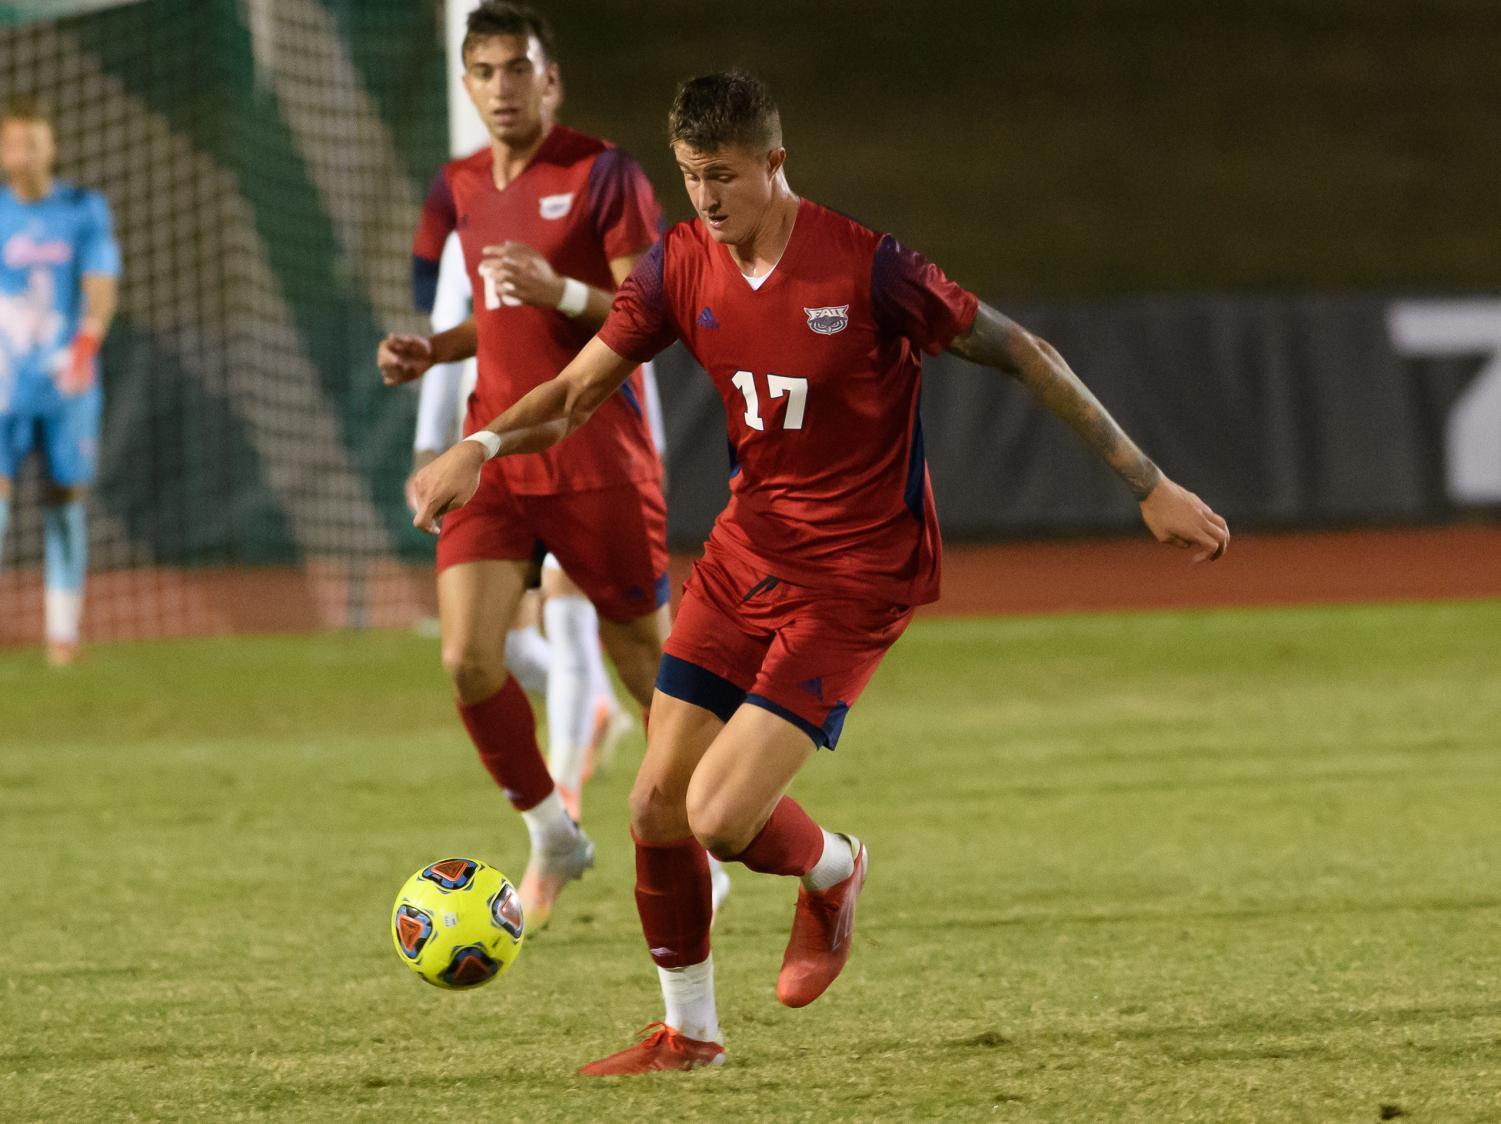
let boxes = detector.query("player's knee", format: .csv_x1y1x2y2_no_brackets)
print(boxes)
627,775,690,843
440,642,507,703
685,789,753,861
43,482,82,505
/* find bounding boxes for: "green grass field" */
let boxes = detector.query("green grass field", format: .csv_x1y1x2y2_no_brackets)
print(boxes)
3,600,1500,1122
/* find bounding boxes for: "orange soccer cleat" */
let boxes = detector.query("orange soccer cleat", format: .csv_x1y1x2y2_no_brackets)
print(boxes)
578,1023,726,1076
776,839,868,1008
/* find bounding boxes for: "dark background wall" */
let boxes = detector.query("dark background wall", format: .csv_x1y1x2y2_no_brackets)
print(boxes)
545,0,1501,297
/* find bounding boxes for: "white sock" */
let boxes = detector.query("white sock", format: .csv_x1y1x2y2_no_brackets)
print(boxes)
543,596,596,791
519,789,577,854
504,625,550,695
45,588,84,645
801,830,856,892
658,955,721,1044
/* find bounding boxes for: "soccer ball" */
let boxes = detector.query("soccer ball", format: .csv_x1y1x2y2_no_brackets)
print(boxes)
390,857,525,989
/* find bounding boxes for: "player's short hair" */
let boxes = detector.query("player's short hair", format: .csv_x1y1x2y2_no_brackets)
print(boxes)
668,71,783,155
1,95,51,126
463,1,557,65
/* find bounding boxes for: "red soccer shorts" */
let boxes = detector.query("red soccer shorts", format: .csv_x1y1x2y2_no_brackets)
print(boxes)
659,546,914,748
436,464,668,623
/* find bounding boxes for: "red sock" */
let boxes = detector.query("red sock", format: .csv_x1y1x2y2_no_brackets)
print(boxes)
633,832,712,969
457,678,554,811
730,796,824,877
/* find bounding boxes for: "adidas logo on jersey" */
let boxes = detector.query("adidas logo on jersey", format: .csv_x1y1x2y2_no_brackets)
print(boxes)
697,306,720,329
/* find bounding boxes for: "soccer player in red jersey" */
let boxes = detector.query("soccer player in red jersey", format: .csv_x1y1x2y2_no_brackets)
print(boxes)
377,3,670,928
410,71,1231,1072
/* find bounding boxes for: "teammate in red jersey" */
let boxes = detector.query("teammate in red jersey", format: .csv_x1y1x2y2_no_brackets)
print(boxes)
377,2,670,928
410,71,1230,1072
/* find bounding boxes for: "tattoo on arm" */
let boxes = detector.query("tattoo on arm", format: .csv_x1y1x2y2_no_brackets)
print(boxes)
949,303,1162,500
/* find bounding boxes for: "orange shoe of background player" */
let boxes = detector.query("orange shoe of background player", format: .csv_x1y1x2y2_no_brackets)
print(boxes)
517,827,594,930
776,839,868,1008
577,1022,725,1076
46,641,80,667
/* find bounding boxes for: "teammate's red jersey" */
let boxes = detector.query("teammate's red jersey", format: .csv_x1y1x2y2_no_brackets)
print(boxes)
599,198,977,605
418,126,662,494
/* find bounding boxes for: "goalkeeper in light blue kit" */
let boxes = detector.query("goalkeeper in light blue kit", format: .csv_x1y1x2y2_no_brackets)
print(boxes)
0,97,119,665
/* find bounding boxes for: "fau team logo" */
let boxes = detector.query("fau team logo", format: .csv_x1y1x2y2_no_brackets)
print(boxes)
538,192,574,220
804,305,849,335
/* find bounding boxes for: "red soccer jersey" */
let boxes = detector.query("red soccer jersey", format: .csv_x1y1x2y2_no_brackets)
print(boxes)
419,126,662,494
598,198,978,605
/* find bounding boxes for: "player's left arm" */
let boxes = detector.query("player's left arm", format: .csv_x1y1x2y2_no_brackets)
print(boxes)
60,192,122,396
57,273,117,397
407,336,637,533
78,272,117,340
948,302,1230,562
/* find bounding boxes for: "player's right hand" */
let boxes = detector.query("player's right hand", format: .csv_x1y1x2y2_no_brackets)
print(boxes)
480,241,562,309
55,331,102,397
378,333,435,386
404,449,440,515
1139,477,1230,563
409,440,486,534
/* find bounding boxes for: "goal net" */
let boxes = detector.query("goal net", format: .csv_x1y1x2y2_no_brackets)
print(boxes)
0,0,449,645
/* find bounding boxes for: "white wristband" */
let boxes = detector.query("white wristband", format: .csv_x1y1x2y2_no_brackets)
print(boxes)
463,430,502,461
555,277,589,318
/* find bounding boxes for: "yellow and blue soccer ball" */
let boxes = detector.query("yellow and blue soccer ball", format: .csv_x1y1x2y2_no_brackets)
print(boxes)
390,858,525,989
